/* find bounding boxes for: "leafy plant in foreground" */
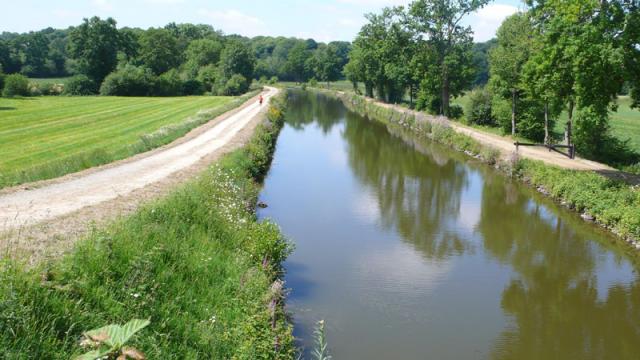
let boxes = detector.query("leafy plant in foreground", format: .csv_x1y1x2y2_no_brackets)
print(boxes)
312,320,331,360
77,319,150,360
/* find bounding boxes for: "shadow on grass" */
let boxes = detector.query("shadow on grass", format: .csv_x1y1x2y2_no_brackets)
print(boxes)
0,107,16,111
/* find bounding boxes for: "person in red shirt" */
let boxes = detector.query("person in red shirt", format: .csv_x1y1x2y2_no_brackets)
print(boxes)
259,95,264,105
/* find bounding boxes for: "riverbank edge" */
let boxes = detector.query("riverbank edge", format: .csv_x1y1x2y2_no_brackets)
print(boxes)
0,91,296,358
307,87,640,254
0,89,262,190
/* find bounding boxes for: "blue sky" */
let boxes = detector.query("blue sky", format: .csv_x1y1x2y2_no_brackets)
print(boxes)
1,0,525,42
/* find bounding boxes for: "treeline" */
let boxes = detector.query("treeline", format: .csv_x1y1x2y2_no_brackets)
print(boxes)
0,17,350,97
345,0,640,165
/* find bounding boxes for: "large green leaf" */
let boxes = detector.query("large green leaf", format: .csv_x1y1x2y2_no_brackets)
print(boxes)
84,319,150,348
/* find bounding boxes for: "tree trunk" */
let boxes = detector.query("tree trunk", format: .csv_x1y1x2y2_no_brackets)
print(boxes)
544,101,550,145
409,85,413,108
566,99,574,146
511,89,517,137
442,77,450,116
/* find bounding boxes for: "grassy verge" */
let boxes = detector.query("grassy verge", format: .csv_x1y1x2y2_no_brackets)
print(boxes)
315,88,640,246
0,90,260,189
0,92,295,358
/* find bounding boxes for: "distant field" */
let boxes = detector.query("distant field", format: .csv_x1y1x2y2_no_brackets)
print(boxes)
452,93,640,153
28,77,72,85
554,96,640,152
0,96,233,186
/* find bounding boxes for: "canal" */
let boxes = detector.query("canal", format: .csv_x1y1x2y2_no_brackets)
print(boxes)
257,90,640,359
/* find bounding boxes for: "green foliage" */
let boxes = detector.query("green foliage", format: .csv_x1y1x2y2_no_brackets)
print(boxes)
2,73,30,97
78,319,150,360
465,87,494,125
184,38,222,75
63,74,98,95
138,28,181,75
68,17,122,83
219,74,249,96
100,64,156,96
0,93,295,358
573,106,639,165
219,40,255,82
268,76,278,85
154,69,183,96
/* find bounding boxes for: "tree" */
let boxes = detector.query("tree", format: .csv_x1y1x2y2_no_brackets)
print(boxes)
284,42,312,83
68,17,122,83
184,38,222,77
489,13,535,136
525,0,639,151
311,45,342,87
218,40,255,81
21,32,49,76
138,28,180,75
409,0,490,115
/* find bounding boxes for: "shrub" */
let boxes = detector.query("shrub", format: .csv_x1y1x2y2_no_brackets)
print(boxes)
268,76,278,85
63,74,97,95
492,96,548,142
154,69,183,96
465,87,494,125
448,104,464,120
43,83,64,96
574,106,640,165
182,79,204,95
100,64,157,96
220,74,249,96
0,67,4,91
2,74,30,97
308,78,318,88
196,64,218,92
258,75,267,84
28,82,42,96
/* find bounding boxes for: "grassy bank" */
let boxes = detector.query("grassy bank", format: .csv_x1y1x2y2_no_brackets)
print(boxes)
0,90,259,188
0,92,295,358
316,88,640,246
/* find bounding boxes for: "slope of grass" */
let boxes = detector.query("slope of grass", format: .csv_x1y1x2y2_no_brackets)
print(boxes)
0,93,295,358
0,92,259,188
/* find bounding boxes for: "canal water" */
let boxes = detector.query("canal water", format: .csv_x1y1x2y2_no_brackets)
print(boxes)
257,90,640,359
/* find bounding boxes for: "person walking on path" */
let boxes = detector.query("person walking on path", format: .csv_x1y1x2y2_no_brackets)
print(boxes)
259,95,264,105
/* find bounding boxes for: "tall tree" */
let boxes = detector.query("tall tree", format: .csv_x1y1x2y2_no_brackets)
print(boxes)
284,42,312,83
525,0,640,150
68,17,122,83
138,28,180,75
489,13,535,136
218,39,255,81
409,0,490,116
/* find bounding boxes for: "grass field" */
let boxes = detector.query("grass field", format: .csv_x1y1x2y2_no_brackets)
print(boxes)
0,95,240,187
28,77,72,85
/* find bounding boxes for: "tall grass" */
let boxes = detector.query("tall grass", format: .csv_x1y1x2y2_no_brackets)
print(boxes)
0,92,295,358
0,90,259,188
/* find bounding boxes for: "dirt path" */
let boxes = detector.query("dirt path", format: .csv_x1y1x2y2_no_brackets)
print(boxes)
1,87,277,263
350,93,626,172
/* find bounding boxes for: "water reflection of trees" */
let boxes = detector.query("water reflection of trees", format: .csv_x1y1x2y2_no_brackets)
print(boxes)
286,90,344,133
477,176,640,359
343,110,471,260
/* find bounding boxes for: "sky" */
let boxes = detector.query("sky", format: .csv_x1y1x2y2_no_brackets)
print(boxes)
1,0,526,42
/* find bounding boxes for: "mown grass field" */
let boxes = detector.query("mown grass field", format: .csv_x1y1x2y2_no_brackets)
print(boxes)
0,95,237,187
28,77,72,85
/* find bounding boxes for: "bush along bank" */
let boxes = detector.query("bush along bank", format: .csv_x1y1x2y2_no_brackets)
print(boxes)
0,92,295,358
0,90,261,189
312,88,640,252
